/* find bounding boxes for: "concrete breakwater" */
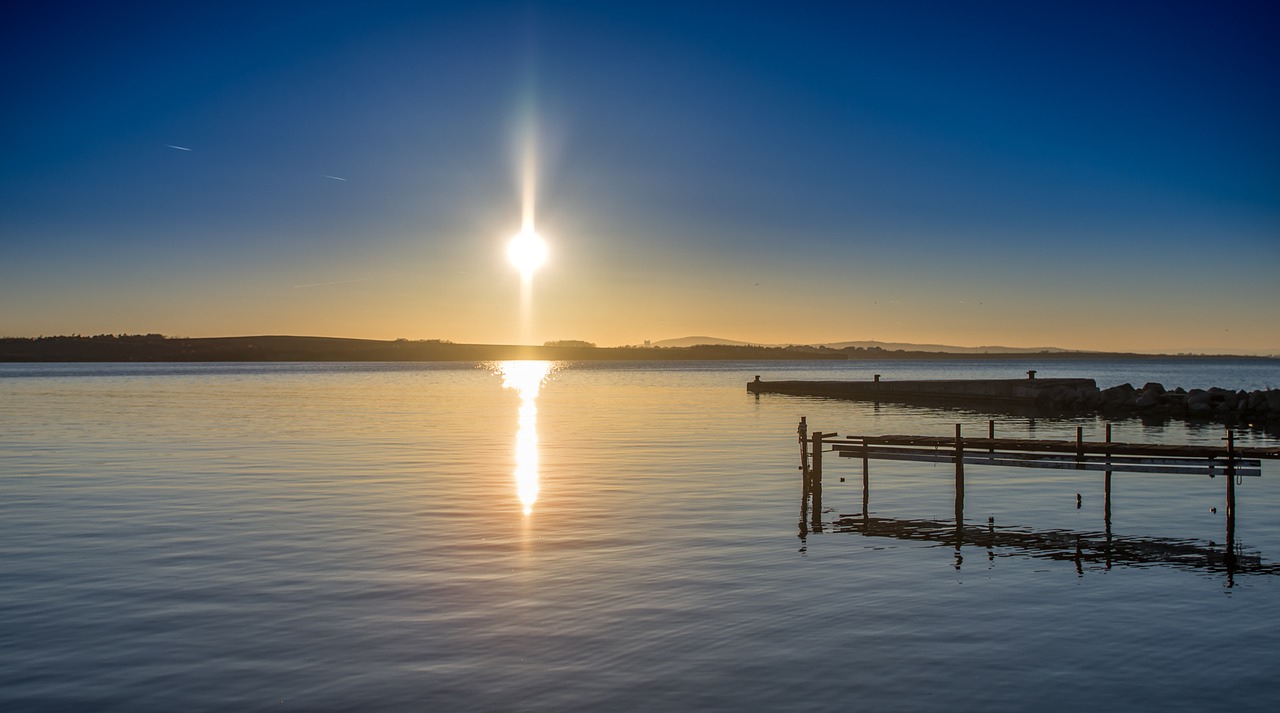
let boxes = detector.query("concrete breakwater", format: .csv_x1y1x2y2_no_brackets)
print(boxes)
747,375,1280,422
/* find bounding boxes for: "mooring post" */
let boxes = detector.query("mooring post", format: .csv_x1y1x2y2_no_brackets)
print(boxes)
811,431,824,528
988,419,995,453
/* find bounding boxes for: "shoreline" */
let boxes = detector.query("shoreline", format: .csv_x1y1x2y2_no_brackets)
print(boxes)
3,335,1277,363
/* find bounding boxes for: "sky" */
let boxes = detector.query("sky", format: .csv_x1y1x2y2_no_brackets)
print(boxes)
2,0,1278,354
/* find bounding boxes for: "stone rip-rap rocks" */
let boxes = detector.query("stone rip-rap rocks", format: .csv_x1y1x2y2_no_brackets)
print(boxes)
1039,382,1280,422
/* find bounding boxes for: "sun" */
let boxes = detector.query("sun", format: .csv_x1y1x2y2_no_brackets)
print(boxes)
507,227,548,277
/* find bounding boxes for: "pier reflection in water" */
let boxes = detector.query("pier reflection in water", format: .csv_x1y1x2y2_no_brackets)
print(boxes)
497,360,554,515
813,514,1279,585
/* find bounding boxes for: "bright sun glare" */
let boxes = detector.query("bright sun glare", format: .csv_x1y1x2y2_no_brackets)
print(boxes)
507,227,547,277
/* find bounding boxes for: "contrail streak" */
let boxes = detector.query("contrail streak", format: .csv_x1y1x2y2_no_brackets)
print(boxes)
166,145,192,151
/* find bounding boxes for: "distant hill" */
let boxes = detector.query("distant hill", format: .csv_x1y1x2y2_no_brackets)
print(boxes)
0,335,846,362
822,340,1073,354
652,336,1072,353
651,336,758,348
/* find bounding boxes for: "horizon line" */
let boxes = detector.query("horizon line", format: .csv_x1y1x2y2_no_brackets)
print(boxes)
4,333,1277,359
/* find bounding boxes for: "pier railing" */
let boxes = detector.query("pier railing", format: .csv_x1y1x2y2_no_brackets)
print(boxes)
830,428,1265,477
795,417,1280,582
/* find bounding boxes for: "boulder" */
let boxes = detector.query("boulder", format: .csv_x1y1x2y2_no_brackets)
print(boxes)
1142,382,1166,395
1078,385,1101,408
1101,384,1136,405
1135,392,1161,409
1188,400,1213,416
1208,387,1237,409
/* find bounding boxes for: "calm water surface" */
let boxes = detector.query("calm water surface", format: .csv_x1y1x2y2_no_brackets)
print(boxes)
3,360,1280,712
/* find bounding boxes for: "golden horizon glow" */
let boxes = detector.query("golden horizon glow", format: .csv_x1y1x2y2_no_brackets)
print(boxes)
499,360,553,515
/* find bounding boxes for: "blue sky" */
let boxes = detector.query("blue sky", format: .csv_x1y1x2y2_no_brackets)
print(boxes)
3,1,1278,352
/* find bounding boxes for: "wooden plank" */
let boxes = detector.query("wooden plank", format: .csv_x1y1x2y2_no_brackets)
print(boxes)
960,456,1260,477
962,453,1263,470
827,435,1279,460
834,443,1260,467
836,447,1261,476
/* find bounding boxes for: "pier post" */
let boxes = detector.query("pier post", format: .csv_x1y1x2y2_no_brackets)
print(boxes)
1104,423,1113,568
1225,428,1236,572
954,424,965,526
798,417,809,475
1103,422,1113,531
862,444,870,519
811,432,824,528
798,417,810,505
988,419,995,453
1226,429,1236,518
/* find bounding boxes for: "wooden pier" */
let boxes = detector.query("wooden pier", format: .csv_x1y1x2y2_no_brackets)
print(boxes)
795,417,1280,580
829,428,1269,477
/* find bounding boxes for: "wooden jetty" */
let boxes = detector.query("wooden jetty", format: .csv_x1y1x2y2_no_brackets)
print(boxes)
830,428,1268,477
795,417,1280,581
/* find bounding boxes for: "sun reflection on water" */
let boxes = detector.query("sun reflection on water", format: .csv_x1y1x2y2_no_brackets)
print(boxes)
498,360,554,515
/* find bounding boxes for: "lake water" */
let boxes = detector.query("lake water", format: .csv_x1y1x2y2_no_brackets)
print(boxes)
3,359,1280,712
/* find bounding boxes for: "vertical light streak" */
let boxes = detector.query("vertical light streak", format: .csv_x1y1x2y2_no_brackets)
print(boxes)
521,126,537,234
499,360,553,515
507,118,546,346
